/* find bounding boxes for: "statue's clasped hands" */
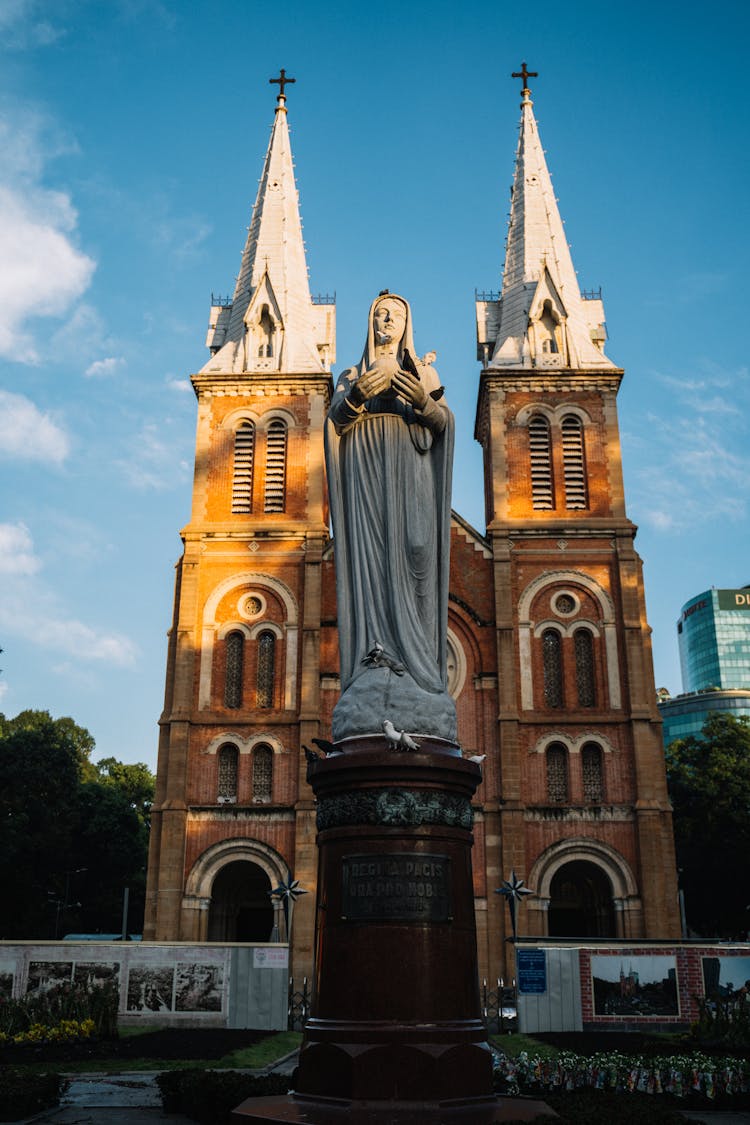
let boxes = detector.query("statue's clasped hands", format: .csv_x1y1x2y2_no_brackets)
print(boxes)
349,359,428,410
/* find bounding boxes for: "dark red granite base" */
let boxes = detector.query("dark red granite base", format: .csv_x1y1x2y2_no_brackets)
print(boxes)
253,743,560,1124
231,1092,557,1123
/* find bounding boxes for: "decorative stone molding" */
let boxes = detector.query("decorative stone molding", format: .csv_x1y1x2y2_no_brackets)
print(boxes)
183,836,289,900
523,805,634,822
316,788,474,832
528,836,639,902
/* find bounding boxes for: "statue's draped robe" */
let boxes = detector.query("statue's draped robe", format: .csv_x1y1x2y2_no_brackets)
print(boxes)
325,296,456,742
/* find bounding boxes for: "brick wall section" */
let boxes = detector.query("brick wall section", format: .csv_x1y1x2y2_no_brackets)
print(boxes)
578,945,750,1026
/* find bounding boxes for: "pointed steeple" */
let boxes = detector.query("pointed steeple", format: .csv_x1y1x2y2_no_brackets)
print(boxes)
478,76,615,371
202,81,334,375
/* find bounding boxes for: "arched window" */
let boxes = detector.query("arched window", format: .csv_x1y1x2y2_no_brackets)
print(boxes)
217,744,239,802
528,415,554,510
582,743,604,803
252,744,273,803
574,628,596,708
561,414,588,509
542,628,563,708
224,630,245,709
256,630,276,709
546,743,569,803
232,422,255,514
264,420,287,512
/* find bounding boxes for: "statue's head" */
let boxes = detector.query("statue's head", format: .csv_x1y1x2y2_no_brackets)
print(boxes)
373,295,408,349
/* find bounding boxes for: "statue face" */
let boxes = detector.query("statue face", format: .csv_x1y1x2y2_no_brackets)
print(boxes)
373,299,406,346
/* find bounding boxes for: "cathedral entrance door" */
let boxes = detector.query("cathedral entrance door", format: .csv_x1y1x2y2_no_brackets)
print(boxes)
548,860,615,937
207,860,274,942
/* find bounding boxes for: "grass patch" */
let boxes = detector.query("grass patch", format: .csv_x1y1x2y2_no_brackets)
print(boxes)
218,1030,301,1069
491,1033,561,1059
2,1030,302,1075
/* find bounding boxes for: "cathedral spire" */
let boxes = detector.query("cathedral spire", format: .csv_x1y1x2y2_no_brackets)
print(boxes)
480,70,615,371
202,78,334,375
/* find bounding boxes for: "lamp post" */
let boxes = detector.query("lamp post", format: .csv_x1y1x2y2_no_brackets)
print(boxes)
50,867,87,939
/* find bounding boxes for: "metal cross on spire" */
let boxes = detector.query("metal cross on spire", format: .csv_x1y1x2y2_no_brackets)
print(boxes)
270,68,296,101
511,61,538,95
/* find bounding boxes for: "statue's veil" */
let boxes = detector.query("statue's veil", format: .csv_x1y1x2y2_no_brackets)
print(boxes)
355,293,417,375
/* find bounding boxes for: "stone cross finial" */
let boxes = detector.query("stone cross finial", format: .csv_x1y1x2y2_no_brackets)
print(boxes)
511,61,538,94
270,68,296,100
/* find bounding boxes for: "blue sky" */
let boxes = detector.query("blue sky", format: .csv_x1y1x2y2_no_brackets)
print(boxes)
1,0,748,769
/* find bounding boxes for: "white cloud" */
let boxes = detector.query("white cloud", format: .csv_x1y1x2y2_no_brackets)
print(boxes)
642,510,676,532
0,681,8,702
0,107,95,362
166,377,191,393
627,360,749,535
0,390,70,463
0,0,64,49
0,520,137,666
0,522,41,575
115,420,191,490
85,356,125,377
0,595,138,667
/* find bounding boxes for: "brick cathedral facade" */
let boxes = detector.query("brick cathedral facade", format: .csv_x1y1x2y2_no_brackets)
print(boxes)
144,81,681,978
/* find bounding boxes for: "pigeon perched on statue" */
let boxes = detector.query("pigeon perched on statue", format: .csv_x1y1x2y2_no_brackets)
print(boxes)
362,642,405,676
468,754,486,764
382,719,420,752
312,737,343,757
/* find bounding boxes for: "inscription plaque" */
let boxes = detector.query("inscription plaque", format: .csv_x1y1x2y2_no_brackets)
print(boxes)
341,853,452,922
517,949,547,994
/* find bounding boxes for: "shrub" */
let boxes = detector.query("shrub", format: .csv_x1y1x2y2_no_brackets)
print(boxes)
156,1070,291,1123
510,1089,705,1123
694,997,750,1051
0,981,118,1040
0,1070,67,1122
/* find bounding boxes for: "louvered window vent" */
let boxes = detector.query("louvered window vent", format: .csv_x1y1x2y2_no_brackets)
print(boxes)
232,422,255,513
562,414,588,509
529,415,554,509
264,420,287,512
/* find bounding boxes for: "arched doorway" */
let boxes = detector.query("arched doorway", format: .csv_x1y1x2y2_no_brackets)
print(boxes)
548,860,615,937
207,860,274,942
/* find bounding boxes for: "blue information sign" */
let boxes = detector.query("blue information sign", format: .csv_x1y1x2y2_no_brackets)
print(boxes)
517,948,547,994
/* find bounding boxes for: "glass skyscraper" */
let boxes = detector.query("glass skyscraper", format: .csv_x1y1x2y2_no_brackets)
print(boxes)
659,587,750,745
678,588,750,691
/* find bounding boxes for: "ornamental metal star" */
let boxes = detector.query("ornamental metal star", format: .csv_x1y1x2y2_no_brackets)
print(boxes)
495,870,534,940
270,876,307,903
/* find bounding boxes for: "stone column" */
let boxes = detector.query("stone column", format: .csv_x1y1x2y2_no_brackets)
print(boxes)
295,740,495,1108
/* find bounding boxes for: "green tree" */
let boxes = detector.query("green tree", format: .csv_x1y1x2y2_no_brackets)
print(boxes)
0,715,83,937
0,711,155,939
666,712,750,939
95,757,154,829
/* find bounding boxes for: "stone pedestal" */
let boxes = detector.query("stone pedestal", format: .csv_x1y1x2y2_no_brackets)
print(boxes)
233,737,555,1123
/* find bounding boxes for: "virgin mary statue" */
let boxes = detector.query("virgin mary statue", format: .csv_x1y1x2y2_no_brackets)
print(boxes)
325,292,457,744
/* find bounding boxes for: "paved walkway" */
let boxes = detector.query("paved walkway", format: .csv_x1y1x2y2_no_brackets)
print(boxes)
13,1072,191,1124
14,1051,299,1124
14,1065,750,1125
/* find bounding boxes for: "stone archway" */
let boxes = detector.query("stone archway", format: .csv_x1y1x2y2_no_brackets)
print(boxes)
181,837,289,942
207,860,274,942
548,860,615,937
527,838,642,939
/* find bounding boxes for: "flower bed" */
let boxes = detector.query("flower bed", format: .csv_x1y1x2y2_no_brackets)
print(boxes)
0,1017,96,1047
493,1047,750,1101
